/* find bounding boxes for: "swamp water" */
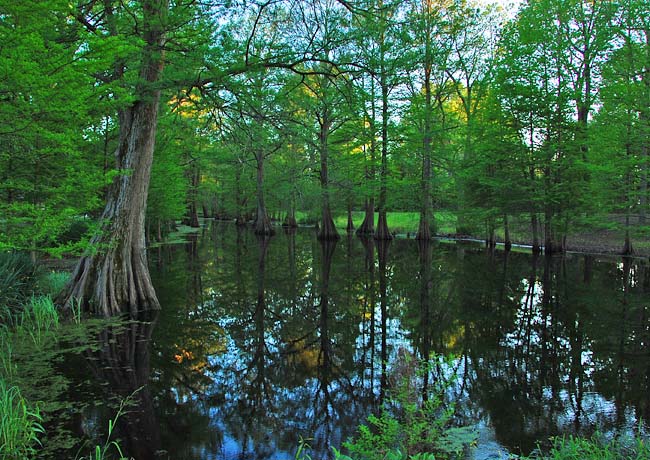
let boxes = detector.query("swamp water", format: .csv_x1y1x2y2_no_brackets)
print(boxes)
29,222,650,459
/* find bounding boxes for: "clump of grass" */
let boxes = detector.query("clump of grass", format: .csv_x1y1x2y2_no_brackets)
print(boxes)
522,432,650,460
0,252,38,325
0,379,45,459
0,326,16,379
544,433,649,460
331,211,458,236
37,271,70,297
19,296,59,346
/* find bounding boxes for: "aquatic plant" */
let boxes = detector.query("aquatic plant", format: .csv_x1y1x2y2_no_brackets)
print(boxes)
343,352,476,460
0,379,45,459
295,436,313,460
77,390,139,460
529,432,650,460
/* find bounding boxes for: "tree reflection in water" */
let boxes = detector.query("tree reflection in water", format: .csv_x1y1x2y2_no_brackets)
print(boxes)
64,222,650,459
83,312,162,460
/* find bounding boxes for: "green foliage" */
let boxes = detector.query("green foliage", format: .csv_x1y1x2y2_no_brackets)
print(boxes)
520,433,650,460
19,296,59,336
343,352,476,460
0,252,39,324
36,271,70,299
0,0,104,254
295,436,313,460
331,212,457,235
0,379,45,460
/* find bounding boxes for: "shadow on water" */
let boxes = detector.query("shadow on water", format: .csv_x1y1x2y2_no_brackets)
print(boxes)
83,312,163,459
43,221,650,459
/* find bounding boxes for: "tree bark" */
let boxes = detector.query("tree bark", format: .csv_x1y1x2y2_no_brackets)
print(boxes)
317,109,339,241
416,4,434,241
622,214,634,255
59,1,168,315
183,163,200,227
504,214,512,251
254,151,274,236
283,205,297,228
357,198,375,236
374,71,392,241
357,76,377,237
346,202,355,234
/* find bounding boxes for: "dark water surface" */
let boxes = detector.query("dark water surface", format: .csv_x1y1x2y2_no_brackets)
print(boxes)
52,222,650,459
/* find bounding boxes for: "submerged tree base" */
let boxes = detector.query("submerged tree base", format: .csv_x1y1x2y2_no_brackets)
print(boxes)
59,246,160,317
374,212,393,241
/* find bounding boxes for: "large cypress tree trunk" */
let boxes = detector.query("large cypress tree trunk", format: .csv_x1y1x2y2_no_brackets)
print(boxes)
59,1,167,316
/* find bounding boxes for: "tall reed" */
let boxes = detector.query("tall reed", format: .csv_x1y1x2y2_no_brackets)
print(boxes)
19,296,59,346
0,379,44,459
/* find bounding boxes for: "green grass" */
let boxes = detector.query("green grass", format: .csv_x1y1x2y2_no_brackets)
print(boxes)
0,252,38,324
297,211,458,235
19,296,59,347
520,433,650,460
0,379,44,460
37,271,70,298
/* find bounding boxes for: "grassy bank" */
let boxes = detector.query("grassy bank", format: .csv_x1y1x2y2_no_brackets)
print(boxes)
294,210,649,256
294,211,458,235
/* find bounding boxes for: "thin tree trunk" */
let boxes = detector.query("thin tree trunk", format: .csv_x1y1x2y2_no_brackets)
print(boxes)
486,218,496,249
640,27,650,225
283,201,297,228
417,11,433,241
375,73,392,241
532,212,541,254
357,77,377,237
504,214,512,251
346,202,354,234
318,111,339,241
184,166,200,227
622,215,634,255
235,162,246,226
254,152,274,236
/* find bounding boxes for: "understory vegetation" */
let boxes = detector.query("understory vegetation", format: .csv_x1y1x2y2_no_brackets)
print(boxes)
0,252,130,459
